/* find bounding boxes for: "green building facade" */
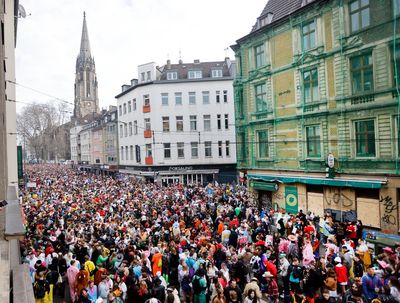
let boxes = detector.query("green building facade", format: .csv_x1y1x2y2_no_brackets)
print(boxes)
232,0,400,244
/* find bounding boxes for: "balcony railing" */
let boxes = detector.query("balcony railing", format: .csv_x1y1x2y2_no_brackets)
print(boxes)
143,104,151,113
144,130,152,138
145,156,153,165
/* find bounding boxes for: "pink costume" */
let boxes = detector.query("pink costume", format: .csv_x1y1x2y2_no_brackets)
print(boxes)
67,264,79,302
302,242,315,266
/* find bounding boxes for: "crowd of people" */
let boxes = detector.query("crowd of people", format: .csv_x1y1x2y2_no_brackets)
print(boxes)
21,164,400,303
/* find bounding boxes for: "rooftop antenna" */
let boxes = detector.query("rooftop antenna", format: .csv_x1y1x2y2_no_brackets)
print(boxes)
179,49,182,61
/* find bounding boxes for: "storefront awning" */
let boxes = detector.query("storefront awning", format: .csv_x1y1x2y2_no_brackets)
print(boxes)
249,180,279,191
248,174,387,189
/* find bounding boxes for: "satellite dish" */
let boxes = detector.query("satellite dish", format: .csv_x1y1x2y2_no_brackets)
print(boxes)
18,4,29,18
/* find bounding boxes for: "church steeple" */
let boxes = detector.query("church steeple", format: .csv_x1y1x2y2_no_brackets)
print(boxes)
79,12,91,60
73,12,99,119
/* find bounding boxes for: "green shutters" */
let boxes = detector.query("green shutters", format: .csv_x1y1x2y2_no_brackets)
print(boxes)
255,43,265,68
393,44,400,87
302,20,316,51
355,120,376,157
306,125,321,157
350,0,370,32
257,130,269,158
255,83,268,112
351,53,373,94
303,68,319,103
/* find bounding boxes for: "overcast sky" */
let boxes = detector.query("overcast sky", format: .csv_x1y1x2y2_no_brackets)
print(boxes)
15,0,266,113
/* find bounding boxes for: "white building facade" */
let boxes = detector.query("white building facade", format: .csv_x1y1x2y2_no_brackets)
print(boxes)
116,58,237,185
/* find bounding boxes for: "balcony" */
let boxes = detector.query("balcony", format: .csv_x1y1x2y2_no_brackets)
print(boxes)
144,130,152,138
143,104,151,113
145,156,153,165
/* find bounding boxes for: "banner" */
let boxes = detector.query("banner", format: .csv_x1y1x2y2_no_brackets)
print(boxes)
285,186,298,214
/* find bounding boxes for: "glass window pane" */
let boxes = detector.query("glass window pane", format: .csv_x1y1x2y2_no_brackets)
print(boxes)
361,0,369,7
351,13,359,31
364,69,373,91
361,9,369,28
350,1,358,11
351,57,361,69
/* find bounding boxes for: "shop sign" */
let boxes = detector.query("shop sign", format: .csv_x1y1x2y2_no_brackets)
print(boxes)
285,186,298,214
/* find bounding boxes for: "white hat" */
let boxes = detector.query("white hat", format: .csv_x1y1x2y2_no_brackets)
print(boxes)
334,256,342,263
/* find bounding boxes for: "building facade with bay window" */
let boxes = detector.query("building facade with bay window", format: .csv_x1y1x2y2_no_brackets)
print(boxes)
232,0,400,247
116,58,236,185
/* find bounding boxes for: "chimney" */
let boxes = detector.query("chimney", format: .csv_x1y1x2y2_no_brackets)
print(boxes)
179,59,183,64
121,84,130,92
167,59,171,69
194,59,200,64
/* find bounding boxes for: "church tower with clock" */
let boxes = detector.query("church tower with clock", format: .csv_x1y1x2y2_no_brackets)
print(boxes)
73,12,99,119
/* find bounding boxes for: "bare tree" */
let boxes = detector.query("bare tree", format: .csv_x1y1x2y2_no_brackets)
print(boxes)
17,101,72,161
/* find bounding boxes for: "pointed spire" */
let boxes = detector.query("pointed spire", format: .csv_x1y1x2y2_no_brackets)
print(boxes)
79,11,91,59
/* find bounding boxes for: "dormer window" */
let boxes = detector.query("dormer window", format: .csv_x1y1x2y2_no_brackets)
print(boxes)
212,69,223,78
188,70,202,79
167,71,178,80
259,12,273,28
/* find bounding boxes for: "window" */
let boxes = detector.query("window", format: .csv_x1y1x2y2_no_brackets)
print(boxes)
145,144,152,157
393,44,400,87
216,91,221,103
144,94,150,106
133,99,137,111
395,0,400,15
121,146,124,160
177,142,185,158
258,130,269,158
350,0,370,32
217,114,222,130
129,122,133,136
164,143,171,159
189,92,196,104
351,53,373,94
119,105,122,116
203,115,211,131
141,72,145,82
124,124,128,137
205,141,212,157
218,141,223,157
303,68,319,103
134,120,138,135
306,125,321,157
226,141,230,157
202,91,210,104
255,43,266,68
176,116,183,132
212,70,223,78
190,115,197,131
161,93,169,106
167,72,178,80
355,120,375,157
125,146,129,160
144,118,151,131
191,142,199,158
123,103,127,114
255,83,268,112
162,116,170,132
128,101,132,112
130,145,134,160
119,125,123,138
135,145,141,163
302,20,316,51
147,71,151,81
188,70,202,79
224,114,229,129
175,92,182,105
223,90,228,103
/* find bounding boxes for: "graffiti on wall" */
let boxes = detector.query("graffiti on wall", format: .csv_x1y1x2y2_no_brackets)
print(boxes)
380,195,397,226
324,187,353,208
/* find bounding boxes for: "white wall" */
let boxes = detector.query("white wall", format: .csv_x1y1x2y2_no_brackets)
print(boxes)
117,78,236,167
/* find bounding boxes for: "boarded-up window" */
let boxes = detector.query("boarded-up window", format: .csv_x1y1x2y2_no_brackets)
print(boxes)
357,198,380,228
307,192,324,216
